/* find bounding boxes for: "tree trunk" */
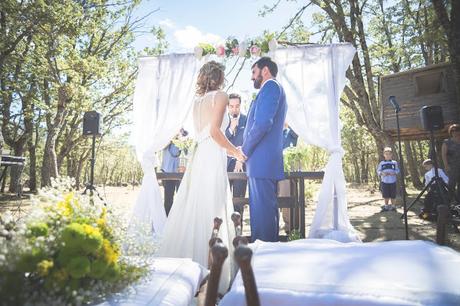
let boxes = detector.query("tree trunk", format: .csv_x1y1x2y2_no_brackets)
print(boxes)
360,152,369,183
40,85,69,187
404,140,423,189
431,0,460,114
8,143,25,193
352,158,361,183
41,135,59,187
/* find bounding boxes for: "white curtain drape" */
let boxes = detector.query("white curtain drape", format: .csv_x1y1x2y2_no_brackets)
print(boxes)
273,43,361,242
131,54,202,235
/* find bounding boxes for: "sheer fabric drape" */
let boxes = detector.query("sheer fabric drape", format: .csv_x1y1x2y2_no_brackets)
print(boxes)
273,44,361,242
131,54,201,235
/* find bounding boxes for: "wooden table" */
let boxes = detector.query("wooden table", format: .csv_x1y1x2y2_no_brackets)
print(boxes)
1,155,26,193
156,171,324,239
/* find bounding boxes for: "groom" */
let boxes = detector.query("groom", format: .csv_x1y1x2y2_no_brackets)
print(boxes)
242,57,287,242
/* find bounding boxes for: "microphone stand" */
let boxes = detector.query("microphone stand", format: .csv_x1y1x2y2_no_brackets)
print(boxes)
389,96,409,240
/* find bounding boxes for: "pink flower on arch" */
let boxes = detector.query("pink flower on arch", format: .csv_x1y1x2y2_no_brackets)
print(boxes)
250,45,261,56
216,45,226,57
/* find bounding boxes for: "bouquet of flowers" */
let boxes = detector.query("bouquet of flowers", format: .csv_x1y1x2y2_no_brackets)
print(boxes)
0,178,150,305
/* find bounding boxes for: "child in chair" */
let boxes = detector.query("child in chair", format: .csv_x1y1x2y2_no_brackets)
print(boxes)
377,147,400,212
419,159,449,220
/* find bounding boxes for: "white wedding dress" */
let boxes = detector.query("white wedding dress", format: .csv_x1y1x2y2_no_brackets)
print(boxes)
157,90,235,294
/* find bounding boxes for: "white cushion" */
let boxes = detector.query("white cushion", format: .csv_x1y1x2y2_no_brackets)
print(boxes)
221,239,460,306
97,257,206,306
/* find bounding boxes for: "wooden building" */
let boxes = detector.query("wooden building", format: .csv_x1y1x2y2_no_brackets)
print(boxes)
380,63,459,140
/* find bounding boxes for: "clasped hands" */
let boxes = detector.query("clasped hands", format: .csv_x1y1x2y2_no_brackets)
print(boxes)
232,146,247,166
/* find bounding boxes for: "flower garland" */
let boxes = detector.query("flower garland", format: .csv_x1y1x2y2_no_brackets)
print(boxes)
194,36,279,60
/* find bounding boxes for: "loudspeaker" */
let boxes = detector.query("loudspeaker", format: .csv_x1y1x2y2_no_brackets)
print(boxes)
83,111,102,136
420,106,444,131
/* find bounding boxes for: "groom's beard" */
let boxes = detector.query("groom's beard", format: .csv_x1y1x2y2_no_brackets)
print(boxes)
253,74,263,89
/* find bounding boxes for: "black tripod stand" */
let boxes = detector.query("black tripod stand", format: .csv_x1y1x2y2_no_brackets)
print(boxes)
401,128,450,220
82,134,106,205
389,96,409,240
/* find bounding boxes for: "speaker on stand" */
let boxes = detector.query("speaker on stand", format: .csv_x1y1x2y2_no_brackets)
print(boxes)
402,106,452,240
82,111,105,204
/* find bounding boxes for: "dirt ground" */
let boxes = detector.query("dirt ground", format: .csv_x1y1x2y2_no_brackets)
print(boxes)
1,183,459,251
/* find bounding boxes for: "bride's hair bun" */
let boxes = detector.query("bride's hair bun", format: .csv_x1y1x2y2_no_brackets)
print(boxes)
196,61,225,96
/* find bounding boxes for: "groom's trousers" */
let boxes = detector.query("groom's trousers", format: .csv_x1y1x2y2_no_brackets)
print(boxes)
248,177,279,242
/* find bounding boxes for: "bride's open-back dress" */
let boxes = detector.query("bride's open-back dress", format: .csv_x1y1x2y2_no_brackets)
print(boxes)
157,90,235,293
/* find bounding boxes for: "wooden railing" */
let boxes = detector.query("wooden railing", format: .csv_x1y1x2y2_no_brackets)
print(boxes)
156,171,324,238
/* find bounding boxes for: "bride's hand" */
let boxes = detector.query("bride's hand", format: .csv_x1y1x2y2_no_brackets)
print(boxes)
233,147,247,162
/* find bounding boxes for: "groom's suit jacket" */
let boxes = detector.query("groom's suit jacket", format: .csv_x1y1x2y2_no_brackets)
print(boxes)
242,79,287,180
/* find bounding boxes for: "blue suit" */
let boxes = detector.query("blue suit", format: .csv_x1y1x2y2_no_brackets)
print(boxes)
242,79,287,242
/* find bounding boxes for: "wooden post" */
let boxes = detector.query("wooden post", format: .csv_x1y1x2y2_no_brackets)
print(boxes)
299,177,306,238
234,244,260,306
208,217,223,268
436,205,449,245
204,243,228,306
231,212,249,247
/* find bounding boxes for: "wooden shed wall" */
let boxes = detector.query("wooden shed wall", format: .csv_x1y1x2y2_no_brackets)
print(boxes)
380,63,459,140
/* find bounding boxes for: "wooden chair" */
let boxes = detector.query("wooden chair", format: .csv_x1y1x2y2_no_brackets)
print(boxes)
202,213,260,306
200,217,227,306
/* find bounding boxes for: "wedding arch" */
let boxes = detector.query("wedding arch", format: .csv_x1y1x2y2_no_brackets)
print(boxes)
131,43,360,242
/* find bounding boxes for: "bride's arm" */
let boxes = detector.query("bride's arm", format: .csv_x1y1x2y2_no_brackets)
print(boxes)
210,92,245,161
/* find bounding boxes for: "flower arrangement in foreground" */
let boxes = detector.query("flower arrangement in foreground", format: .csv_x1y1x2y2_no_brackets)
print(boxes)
0,177,156,305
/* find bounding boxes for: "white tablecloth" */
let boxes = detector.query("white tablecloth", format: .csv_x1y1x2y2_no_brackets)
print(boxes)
220,239,460,306
97,257,206,306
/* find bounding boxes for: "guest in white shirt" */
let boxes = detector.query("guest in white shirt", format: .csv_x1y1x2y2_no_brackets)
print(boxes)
422,159,449,186
419,159,449,220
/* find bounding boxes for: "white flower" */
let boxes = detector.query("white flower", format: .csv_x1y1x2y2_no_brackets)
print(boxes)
194,46,203,59
239,41,248,57
268,38,278,52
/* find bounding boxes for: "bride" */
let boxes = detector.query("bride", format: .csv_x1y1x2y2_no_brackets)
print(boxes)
157,61,246,293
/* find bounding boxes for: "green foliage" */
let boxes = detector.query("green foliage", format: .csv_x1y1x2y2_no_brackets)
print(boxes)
288,229,302,241
0,0,159,189
28,222,49,237
283,144,328,173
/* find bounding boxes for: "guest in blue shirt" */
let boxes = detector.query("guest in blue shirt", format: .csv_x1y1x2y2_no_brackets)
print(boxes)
161,130,187,216
283,123,298,149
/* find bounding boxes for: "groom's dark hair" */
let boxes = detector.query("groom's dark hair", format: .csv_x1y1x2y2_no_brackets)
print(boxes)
252,57,278,77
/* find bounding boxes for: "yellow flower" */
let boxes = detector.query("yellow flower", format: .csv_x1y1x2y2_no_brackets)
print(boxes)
102,239,119,265
37,259,54,277
53,268,68,283
97,218,106,228
100,207,107,220
56,192,79,217
83,224,99,235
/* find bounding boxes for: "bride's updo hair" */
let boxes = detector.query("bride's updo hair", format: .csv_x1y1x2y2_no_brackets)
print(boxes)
196,61,225,96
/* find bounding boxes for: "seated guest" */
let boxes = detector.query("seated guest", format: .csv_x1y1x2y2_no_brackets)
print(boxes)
419,159,449,220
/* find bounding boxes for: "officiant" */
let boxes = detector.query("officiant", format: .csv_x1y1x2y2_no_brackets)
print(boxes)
225,93,247,211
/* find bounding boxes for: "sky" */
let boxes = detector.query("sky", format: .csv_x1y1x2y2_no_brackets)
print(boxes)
132,0,307,53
